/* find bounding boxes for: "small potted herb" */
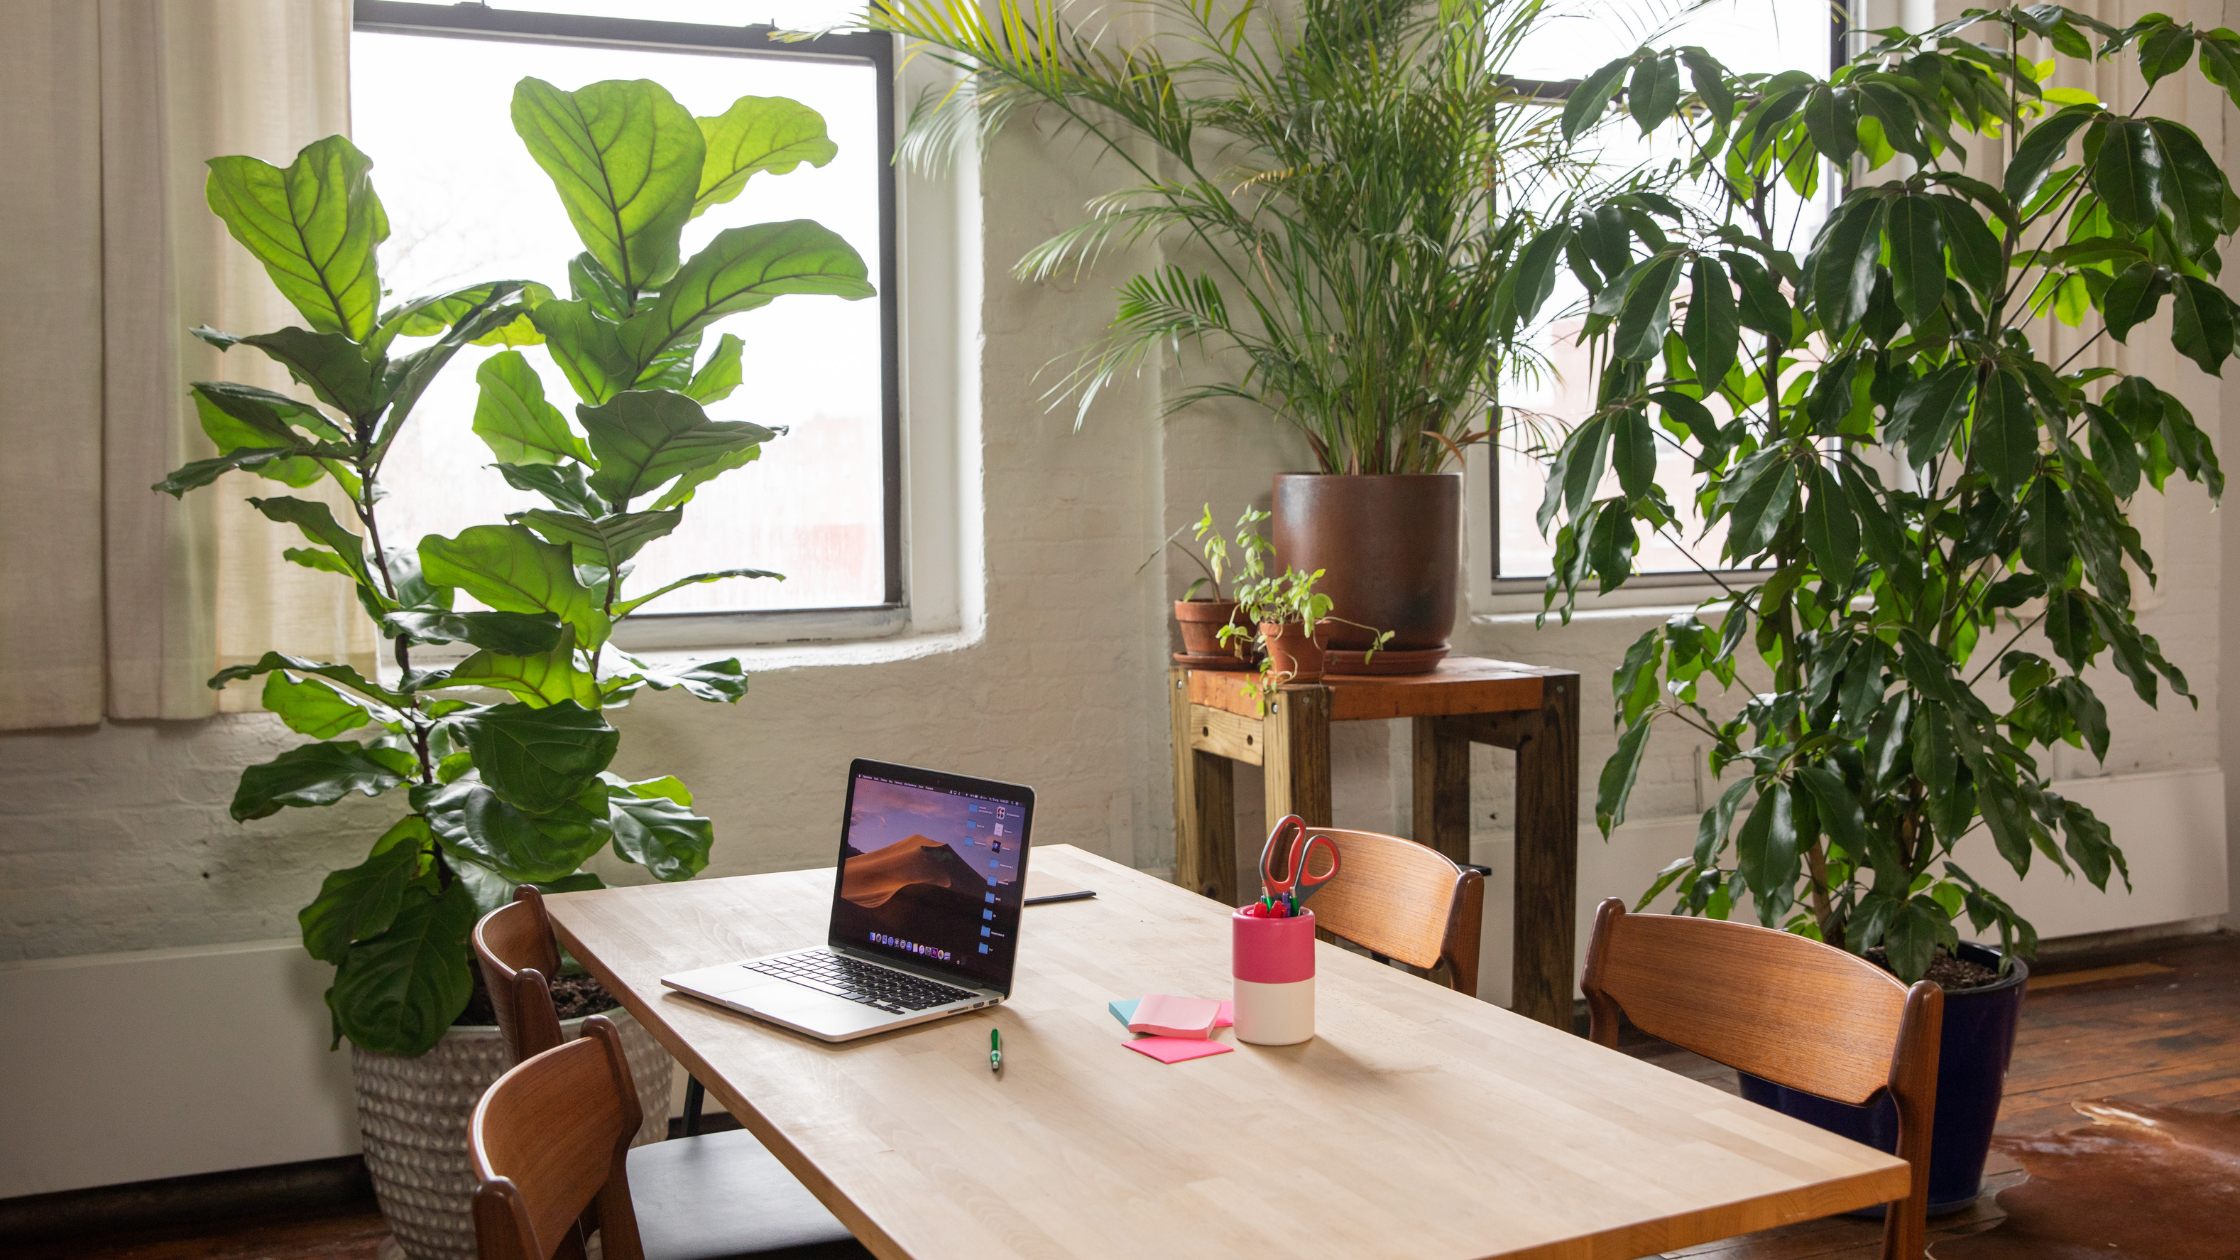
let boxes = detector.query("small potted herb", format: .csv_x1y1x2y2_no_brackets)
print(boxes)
1212,508,1391,689
1152,505,1255,667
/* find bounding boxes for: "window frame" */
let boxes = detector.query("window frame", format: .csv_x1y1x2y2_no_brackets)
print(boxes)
350,1,907,636
1486,1,1849,591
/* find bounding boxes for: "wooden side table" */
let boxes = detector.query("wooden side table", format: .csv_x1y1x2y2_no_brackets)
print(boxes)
1167,656,1581,1029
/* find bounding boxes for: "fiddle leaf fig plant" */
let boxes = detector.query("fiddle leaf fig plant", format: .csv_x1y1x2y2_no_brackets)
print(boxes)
1534,7,2232,982
157,80,872,1056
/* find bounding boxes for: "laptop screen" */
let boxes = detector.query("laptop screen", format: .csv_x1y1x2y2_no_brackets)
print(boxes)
828,760,1035,992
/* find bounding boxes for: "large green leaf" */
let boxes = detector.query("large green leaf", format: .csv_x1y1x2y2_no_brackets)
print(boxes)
419,524,606,650
529,299,636,405
204,135,388,339
1733,781,1800,926
1681,256,1739,388
1612,254,1682,362
1563,55,1633,139
445,701,618,814
1723,250,1792,336
620,221,874,375
327,880,478,1055
248,496,377,595
473,350,592,465
1802,463,1860,586
693,96,837,217
1932,193,2005,296
512,77,703,295
382,610,565,656
2088,116,2165,231
513,508,680,574
612,569,782,617
496,461,605,517
606,778,714,880
210,652,409,706
1884,193,1947,328
414,778,612,884
440,629,602,710
1809,195,1885,335
2004,105,2098,208
155,448,321,498
230,740,418,820
2143,120,2230,255
683,333,745,404
2171,275,2235,374
369,279,552,357
1972,370,2040,488
193,380,345,446
578,390,776,510
2101,260,2170,343
1595,719,1653,835
262,670,392,737
299,817,430,965
197,326,387,418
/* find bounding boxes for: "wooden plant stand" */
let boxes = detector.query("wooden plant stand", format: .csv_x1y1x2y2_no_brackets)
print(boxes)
1167,657,1582,1029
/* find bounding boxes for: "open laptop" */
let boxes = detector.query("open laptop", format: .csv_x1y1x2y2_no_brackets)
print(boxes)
661,759,1035,1042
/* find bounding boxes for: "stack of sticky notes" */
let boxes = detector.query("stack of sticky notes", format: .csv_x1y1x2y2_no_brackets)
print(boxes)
1109,995,1235,1063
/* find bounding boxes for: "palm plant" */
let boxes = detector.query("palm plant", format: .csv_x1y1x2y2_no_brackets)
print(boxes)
868,0,1591,473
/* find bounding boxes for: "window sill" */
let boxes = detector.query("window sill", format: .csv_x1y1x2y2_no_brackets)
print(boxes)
628,624,978,676
1475,569,1768,619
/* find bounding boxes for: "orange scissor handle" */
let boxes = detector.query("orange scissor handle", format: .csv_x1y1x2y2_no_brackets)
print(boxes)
1259,814,1340,903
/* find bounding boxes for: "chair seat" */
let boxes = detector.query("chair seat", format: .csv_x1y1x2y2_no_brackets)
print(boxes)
628,1128,873,1260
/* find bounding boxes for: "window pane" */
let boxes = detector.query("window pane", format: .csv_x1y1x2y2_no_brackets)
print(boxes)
1495,0,1831,581
351,27,887,614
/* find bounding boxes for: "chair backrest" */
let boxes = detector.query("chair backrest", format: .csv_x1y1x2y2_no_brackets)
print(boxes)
474,886,566,1064
471,1016,646,1260
1300,827,1483,995
1581,899,1943,1260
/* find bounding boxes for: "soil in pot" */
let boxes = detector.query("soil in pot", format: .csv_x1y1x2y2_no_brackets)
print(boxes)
458,967,621,1025
1739,941,2027,1215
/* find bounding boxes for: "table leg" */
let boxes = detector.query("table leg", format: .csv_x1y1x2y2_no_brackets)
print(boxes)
1170,668,1238,902
1411,715,1472,865
1263,684,1332,830
1511,674,1580,1031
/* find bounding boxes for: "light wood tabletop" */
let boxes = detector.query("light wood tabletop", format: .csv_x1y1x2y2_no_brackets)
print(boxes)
546,845,1911,1260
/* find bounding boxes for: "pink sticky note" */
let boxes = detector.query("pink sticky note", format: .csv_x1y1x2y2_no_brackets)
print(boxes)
1216,1000,1234,1028
1124,1036,1235,1064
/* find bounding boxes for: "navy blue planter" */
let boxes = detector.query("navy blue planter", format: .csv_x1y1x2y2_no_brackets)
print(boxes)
1739,942,2027,1215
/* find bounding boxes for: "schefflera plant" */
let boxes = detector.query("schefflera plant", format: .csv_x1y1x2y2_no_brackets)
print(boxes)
1526,8,2236,981
155,78,872,1056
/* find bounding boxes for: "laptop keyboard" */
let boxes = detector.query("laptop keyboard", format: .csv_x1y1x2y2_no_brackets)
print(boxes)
748,951,976,1014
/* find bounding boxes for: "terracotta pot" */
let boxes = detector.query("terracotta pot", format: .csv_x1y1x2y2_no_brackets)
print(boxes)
1272,473,1462,653
1173,599,1252,665
1260,620,1329,684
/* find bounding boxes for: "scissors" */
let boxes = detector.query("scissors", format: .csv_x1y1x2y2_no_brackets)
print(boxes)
1259,814,1341,907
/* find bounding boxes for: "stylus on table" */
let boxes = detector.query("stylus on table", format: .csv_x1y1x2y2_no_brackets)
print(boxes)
1023,890,1096,906
989,1028,1002,1073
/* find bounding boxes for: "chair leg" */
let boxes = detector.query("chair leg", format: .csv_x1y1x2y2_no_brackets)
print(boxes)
683,1074,706,1137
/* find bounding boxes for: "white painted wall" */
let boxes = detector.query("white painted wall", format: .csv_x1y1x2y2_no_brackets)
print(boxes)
3,12,2237,1199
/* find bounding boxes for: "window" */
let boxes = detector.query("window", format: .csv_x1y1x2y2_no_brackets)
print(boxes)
350,1,900,633
1490,0,1841,583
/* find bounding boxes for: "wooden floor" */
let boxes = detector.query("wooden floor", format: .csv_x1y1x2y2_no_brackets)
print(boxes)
24,931,2237,1260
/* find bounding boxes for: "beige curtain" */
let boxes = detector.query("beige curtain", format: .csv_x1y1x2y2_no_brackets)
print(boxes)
0,0,374,731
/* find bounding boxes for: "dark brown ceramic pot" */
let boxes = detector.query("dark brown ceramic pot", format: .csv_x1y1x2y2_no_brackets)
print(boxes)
1272,473,1462,653
1259,620,1328,684
1173,599,1252,666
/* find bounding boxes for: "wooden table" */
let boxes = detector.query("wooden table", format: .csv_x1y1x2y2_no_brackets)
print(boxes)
1170,657,1581,1027
548,846,1909,1260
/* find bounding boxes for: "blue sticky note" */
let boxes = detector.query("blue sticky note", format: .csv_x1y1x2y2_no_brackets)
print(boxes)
1107,998,1139,1028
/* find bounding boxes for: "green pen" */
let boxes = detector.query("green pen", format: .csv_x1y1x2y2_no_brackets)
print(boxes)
989,1027,1002,1073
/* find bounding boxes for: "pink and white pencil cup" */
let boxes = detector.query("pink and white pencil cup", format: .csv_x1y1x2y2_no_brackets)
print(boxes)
1232,906,1315,1045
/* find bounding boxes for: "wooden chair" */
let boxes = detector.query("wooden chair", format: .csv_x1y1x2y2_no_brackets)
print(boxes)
1581,899,1944,1260
473,892,870,1260
1298,826,1484,995
477,888,713,1133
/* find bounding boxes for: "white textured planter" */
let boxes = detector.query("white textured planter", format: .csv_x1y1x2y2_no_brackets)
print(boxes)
352,1007,672,1260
